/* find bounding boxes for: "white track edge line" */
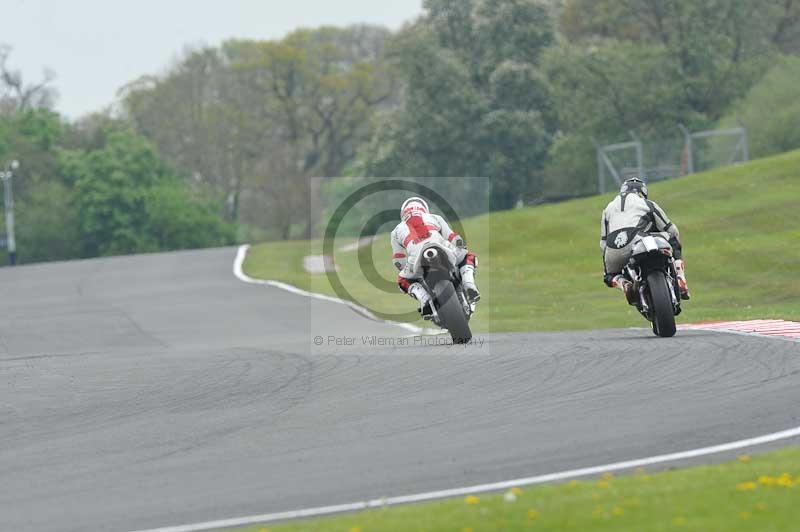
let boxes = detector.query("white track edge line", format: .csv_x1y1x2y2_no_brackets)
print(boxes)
232,245,440,336
129,425,800,532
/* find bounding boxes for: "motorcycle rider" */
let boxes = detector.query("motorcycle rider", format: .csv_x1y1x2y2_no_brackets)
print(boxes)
600,177,690,303
391,197,480,317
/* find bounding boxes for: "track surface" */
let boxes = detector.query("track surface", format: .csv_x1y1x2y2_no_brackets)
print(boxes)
1,248,798,532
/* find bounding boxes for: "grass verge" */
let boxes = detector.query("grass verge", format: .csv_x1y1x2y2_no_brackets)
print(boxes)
243,150,800,332
232,447,800,532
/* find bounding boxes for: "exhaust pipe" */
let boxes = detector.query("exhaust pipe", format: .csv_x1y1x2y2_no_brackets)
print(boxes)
423,248,438,261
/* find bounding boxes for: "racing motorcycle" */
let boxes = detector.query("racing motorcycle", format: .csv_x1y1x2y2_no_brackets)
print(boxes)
623,232,683,337
406,233,475,344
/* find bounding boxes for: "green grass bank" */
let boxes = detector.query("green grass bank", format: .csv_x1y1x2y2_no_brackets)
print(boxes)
243,150,800,332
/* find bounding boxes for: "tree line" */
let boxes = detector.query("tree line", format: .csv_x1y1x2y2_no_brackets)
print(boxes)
1,46,233,263
2,0,800,263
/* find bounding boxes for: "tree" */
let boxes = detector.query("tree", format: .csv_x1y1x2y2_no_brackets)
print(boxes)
556,0,797,121
0,108,64,200
230,26,397,237
15,181,81,263
716,55,800,159
122,48,242,220
358,0,557,209
770,0,800,53
0,108,78,264
62,130,232,256
0,46,57,113
122,26,395,239
541,0,800,198
144,181,235,251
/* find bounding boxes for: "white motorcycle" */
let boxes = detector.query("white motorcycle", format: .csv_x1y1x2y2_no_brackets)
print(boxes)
406,233,475,343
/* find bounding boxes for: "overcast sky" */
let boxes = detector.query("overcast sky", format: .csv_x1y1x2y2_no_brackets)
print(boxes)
1,0,423,119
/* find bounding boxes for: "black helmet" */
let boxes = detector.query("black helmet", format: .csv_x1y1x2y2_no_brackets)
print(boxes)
620,177,648,198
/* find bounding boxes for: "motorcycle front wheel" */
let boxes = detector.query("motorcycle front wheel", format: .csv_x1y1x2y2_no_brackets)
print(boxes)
647,270,677,338
433,279,472,344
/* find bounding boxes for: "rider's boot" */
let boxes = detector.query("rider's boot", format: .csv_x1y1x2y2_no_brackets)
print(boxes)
409,283,434,319
613,275,637,306
460,265,481,303
674,260,691,300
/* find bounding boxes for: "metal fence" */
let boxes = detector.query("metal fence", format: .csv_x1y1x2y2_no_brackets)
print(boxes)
593,124,749,194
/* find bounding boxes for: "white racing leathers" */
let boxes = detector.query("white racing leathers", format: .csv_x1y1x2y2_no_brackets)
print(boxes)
390,213,478,306
600,193,682,282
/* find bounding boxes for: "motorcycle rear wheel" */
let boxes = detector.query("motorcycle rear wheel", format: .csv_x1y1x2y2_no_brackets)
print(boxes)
647,270,677,338
433,279,472,344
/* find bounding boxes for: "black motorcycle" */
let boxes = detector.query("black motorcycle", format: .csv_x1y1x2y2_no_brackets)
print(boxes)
407,234,475,344
624,233,683,337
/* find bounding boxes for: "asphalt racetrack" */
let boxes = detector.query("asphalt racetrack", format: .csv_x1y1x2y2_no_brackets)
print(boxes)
1,248,798,532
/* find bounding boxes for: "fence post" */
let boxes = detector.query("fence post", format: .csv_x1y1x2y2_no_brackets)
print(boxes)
629,130,643,178
678,124,694,175
738,120,750,162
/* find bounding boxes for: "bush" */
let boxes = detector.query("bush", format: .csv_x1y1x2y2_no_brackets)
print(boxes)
15,181,81,263
144,183,235,251
64,130,234,256
717,56,800,159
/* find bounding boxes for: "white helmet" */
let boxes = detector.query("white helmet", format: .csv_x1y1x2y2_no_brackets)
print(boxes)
400,197,429,221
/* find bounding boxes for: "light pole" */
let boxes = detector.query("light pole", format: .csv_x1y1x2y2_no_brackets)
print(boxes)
0,159,19,265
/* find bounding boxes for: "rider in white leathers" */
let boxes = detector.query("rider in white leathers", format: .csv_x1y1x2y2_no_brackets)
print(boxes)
391,197,479,316
601,177,690,302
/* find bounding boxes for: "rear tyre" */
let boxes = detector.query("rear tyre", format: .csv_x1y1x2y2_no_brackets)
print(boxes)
433,279,472,344
647,270,677,338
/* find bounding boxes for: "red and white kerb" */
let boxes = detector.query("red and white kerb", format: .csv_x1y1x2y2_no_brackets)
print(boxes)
680,320,800,341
